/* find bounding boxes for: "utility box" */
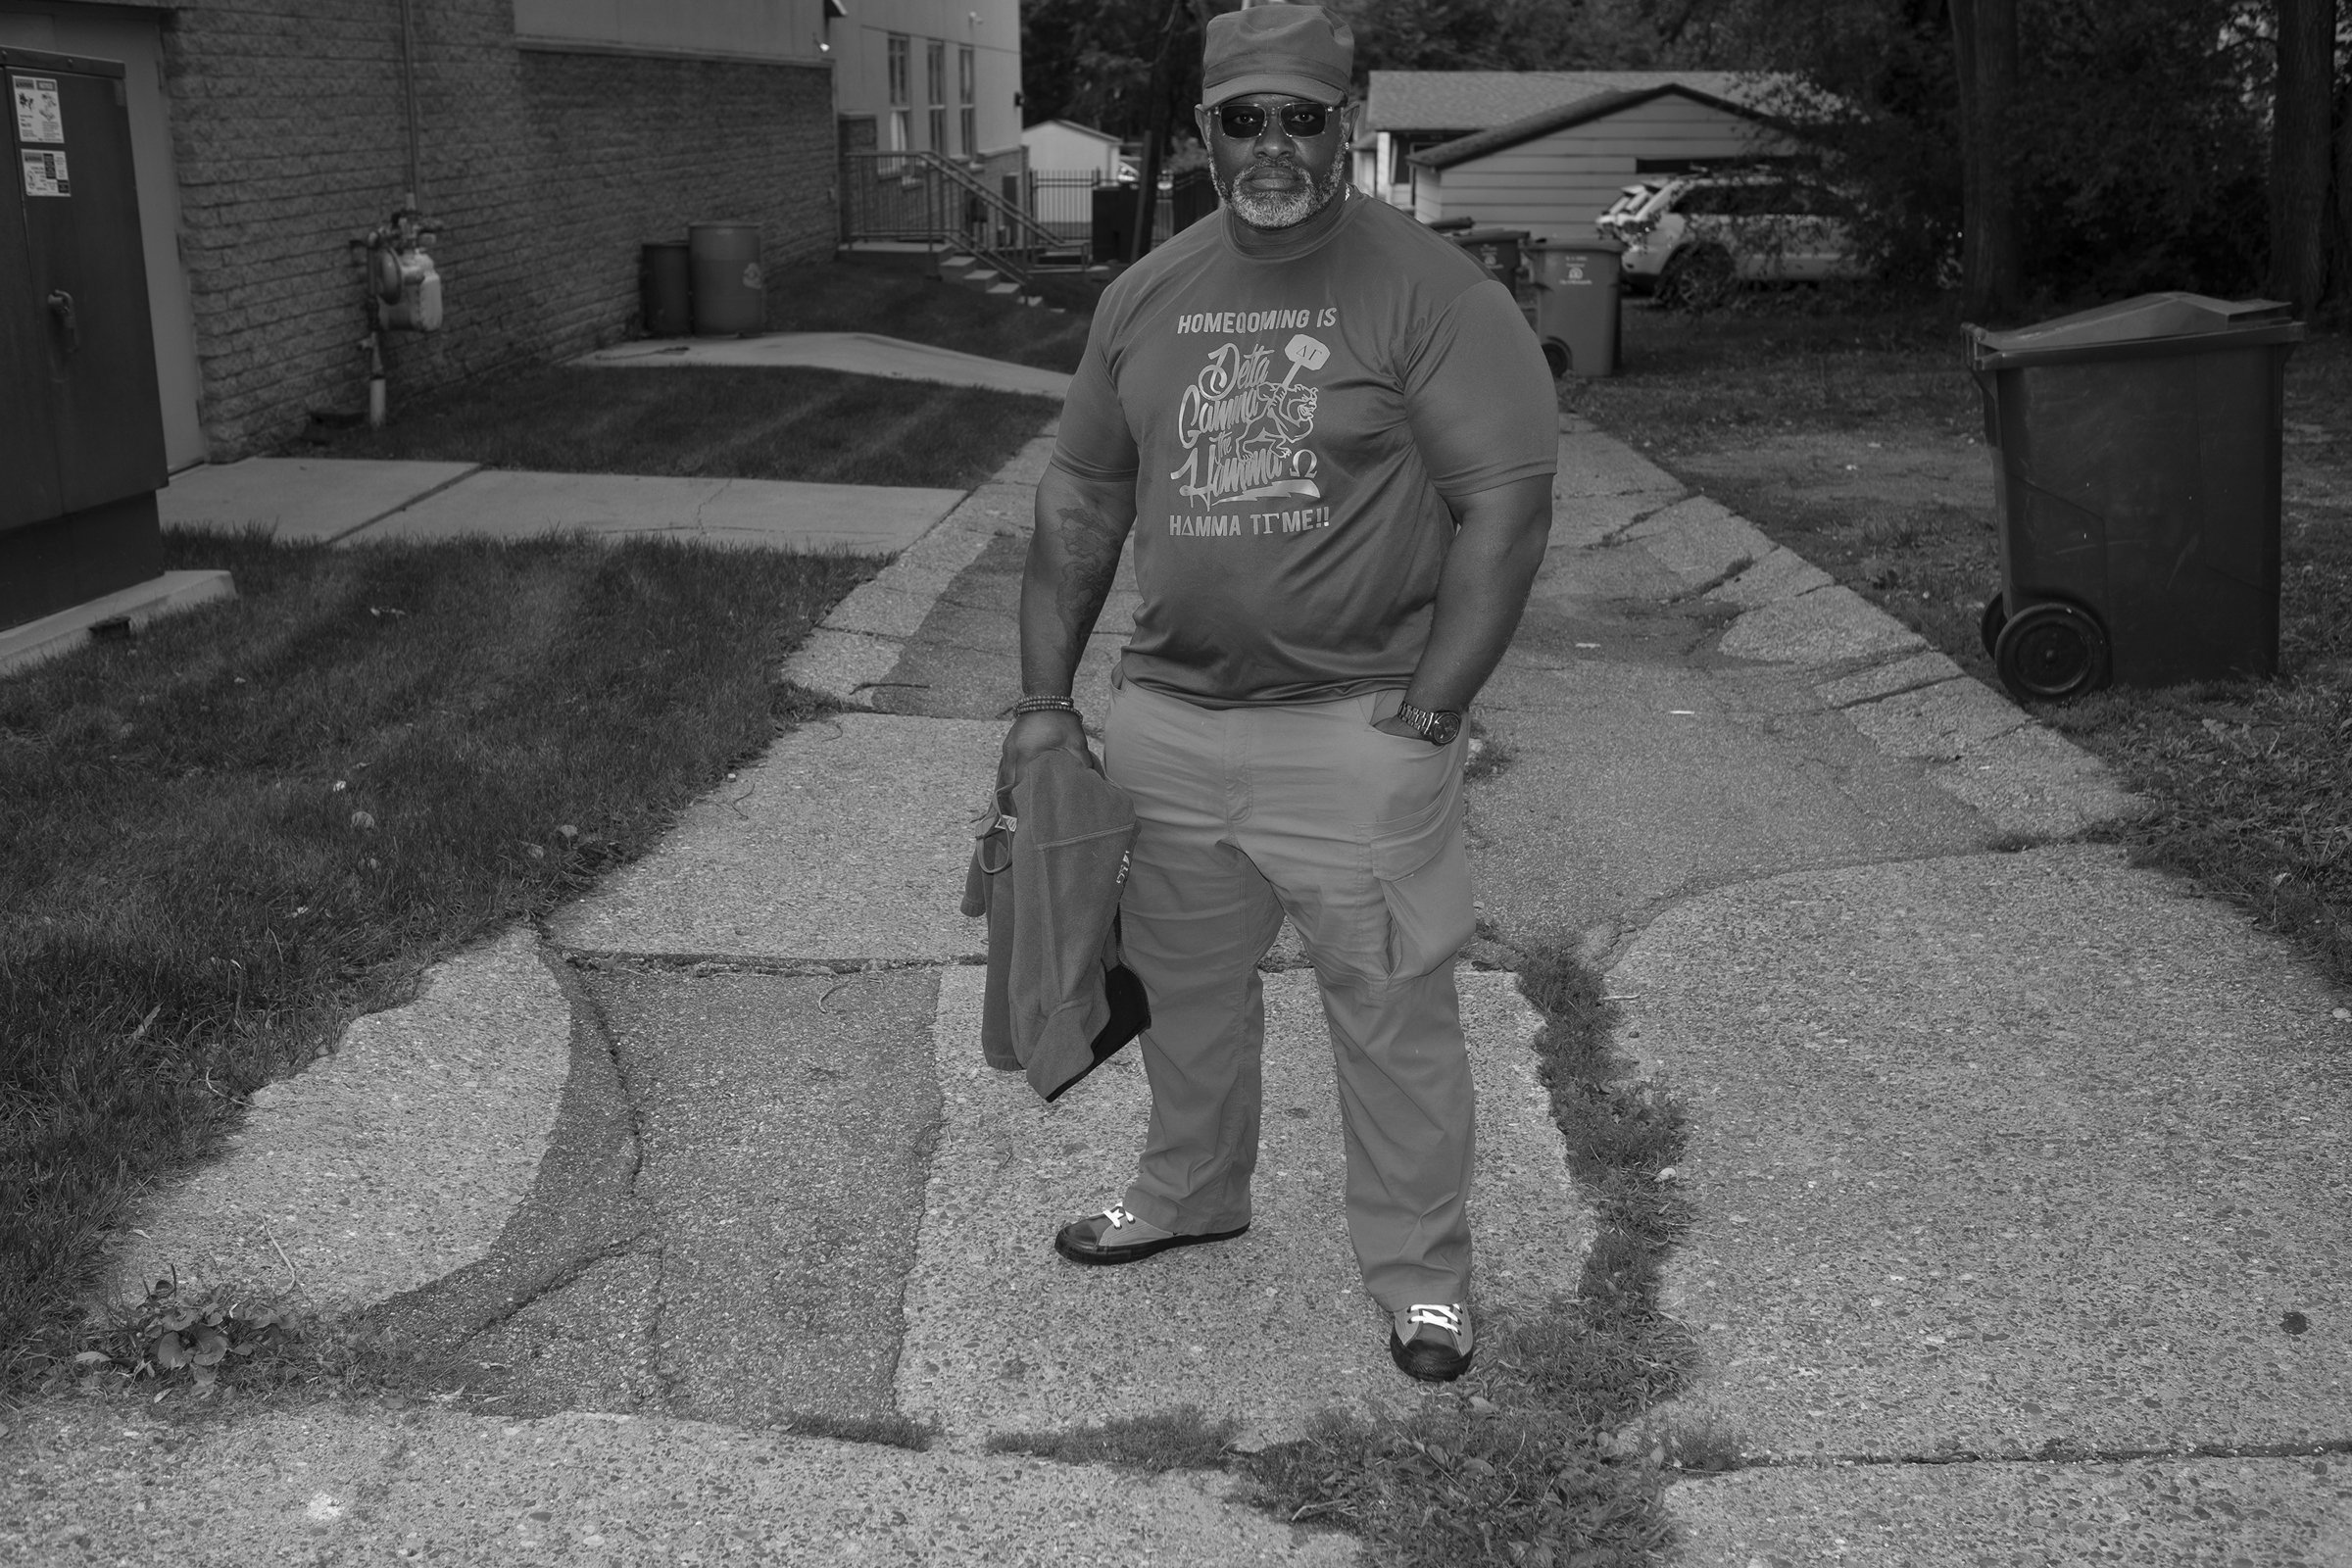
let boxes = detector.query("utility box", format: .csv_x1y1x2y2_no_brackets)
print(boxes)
3,47,169,632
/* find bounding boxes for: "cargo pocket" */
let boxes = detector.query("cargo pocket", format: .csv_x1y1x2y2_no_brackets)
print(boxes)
1368,788,1475,984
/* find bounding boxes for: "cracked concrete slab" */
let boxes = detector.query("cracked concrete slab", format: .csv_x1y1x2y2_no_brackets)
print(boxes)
1718,584,1928,666
0,1403,1358,1566
345,469,963,554
1556,430,1688,499
1621,495,1775,586
159,457,481,544
452,1251,667,1417
1925,722,2147,840
1710,546,1836,610
871,526,1140,728
109,929,571,1316
1841,677,2028,760
591,966,943,1427
367,950,648,1362
550,715,1000,962
1667,1454,2352,1566
1613,846,2352,1463
897,966,1588,1448
1464,654,1990,946
1815,650,1970,710
785,454,1052,710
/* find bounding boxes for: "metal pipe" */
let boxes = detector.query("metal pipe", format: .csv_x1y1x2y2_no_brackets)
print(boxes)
396,0,421,209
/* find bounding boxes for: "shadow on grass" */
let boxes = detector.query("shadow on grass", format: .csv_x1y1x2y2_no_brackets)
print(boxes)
0,528,874,1382
289,366,1059,491
762,251,1098,372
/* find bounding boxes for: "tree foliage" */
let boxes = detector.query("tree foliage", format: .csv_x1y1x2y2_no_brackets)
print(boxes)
1731,0,2277,308
1020,0,1686,139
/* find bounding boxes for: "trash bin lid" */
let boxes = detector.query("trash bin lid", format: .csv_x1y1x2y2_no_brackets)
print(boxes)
1527,236,1624,255
1448,227,1531,242
1970,292,2300,368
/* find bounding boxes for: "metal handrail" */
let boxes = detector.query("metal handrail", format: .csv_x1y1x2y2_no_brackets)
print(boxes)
839,150,1089,283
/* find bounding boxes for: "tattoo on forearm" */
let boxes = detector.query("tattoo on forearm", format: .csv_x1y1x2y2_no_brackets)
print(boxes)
1054,503,1124,649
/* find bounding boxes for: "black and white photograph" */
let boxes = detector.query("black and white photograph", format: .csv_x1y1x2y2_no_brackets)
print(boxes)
2,0,2347,1562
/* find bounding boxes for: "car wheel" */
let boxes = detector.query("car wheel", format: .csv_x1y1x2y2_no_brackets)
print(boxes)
1658,245,1735,312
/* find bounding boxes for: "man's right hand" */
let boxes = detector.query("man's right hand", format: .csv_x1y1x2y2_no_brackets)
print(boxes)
997,709,1096,811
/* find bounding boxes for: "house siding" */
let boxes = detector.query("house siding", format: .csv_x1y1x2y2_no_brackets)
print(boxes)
1419,93,1779,239
163,0,834,458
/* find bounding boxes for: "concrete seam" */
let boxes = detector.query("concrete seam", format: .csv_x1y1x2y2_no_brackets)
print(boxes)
1718,1436,2352,1471
555,948,983,975
1596,490,1693,546
321,462,484,545
1821,673,1966,710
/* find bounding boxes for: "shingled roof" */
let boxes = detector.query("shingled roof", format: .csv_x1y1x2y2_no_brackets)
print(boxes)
1360,70,1764,134
1408,81,1776,171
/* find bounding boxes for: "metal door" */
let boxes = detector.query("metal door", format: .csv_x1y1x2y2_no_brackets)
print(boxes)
0,71,61,530
10,52,165,515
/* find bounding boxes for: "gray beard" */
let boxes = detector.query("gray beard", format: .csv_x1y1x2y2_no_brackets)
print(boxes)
1217,154,1349,229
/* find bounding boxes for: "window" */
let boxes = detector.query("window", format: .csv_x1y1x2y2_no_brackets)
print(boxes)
925,40,947,154
886,34,911,159
957,46,975,158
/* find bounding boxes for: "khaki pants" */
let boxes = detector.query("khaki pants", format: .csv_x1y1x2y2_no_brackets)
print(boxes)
1102,673,1478,1310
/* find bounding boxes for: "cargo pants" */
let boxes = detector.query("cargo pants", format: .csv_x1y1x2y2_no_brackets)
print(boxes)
1101,672,1478,1311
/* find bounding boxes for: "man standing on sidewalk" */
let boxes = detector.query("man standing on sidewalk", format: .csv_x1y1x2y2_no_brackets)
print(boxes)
997,2,1556,1383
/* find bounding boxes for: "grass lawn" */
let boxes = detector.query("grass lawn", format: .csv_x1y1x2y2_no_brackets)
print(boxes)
1568,294,2352,993
0,529,870,1371
763,250,1098,372
288,366,1059,490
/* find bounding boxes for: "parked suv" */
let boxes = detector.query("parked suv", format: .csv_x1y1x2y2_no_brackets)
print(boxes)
1596,173,1867,307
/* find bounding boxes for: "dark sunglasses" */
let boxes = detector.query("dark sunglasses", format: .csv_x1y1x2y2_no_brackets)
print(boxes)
1213,100,1342,140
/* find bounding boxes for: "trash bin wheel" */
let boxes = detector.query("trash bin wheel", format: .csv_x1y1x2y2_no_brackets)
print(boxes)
1543,340,1569,379
1993,600,2110,704
1979,592,2006,658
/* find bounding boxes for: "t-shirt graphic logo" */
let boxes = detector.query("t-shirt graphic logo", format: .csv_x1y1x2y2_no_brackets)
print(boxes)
1170,333,1328,508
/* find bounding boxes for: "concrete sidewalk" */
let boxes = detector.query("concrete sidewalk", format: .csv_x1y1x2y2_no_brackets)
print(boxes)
17,413,2351,1565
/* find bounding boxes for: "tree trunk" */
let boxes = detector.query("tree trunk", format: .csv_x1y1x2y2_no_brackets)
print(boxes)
2333,73,2352,309
2270,0,2335,314
1950,0,2021,319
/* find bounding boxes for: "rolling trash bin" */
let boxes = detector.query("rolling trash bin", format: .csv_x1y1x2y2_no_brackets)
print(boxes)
688,222,764,335
1526,238,1622,379
1446,226,1529,294
1968,293,2303,704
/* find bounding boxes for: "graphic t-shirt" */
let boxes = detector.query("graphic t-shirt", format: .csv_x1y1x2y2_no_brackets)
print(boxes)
1052,190,1558,706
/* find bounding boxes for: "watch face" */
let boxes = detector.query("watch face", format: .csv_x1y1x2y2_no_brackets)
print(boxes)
1426,710,1462,747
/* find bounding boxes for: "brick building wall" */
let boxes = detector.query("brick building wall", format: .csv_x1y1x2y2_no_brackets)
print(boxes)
163,0,834,458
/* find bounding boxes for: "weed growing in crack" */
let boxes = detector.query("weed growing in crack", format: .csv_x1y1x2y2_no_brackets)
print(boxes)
986,1405,1241,1471
1231,938,1705,1568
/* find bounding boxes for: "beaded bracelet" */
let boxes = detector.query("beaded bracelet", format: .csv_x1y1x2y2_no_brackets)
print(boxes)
1013,694,1080,716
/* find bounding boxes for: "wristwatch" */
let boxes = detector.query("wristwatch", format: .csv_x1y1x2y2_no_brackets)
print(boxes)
1396,703,1463,747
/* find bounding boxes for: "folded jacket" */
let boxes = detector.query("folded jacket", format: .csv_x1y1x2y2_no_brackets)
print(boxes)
959,749,1150,1102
